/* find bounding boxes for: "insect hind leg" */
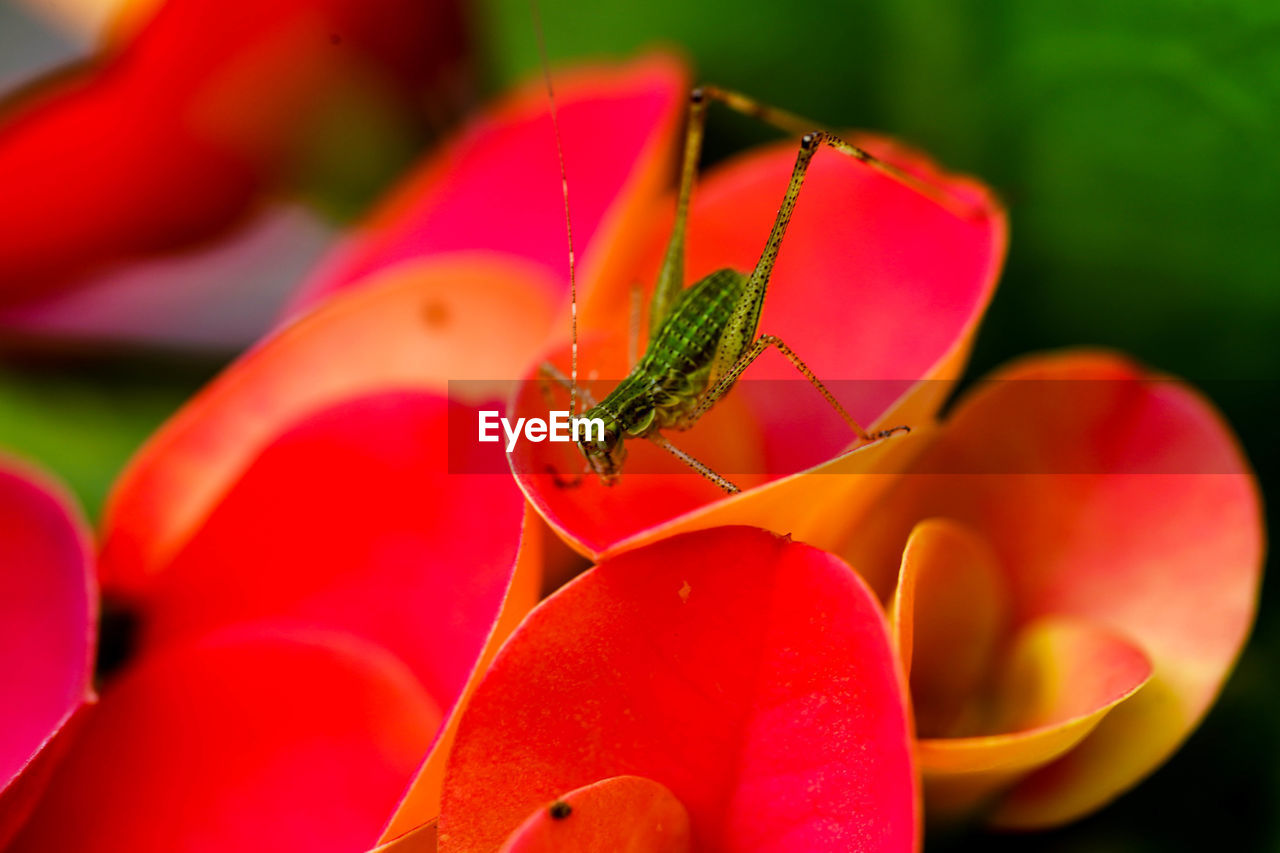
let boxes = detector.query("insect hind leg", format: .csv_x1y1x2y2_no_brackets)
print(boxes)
697,86,976,218
688,334,908,444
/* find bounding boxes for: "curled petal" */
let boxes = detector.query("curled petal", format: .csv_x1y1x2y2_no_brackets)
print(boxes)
8,629,440,852
439,527,918,852
842,350,1264,825
890,518,1009,737
100,263,551,837
919,618,1152,818
125,389,543,842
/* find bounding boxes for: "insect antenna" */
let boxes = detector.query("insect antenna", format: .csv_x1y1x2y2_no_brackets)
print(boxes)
530,0,580,417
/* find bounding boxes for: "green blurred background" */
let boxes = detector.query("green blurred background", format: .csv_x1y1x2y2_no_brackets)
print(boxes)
1,0,1277,848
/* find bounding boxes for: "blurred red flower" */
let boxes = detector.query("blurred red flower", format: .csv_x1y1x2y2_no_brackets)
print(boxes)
0,0,471,325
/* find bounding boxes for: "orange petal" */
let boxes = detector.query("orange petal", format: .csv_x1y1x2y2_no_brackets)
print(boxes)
919,618,1151,819
889,518,1009,737
843,349,1263,824
369,821,436,852
498,776,692,853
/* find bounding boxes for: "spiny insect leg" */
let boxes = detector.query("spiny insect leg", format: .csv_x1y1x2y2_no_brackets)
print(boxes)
697,85,979,218
708,131,822,390
647,432,741,494
690,334,908,445
650,88,710,337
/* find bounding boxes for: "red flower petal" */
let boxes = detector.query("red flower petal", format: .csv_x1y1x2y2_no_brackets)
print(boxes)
514,134,1005,557
499,776,692,853
291,54,688,314
841,350,1264,825
7,630,440,852
117,389,544,840
102,256,557,594
138,391,533,708
439,527,918,852
0,457,95,843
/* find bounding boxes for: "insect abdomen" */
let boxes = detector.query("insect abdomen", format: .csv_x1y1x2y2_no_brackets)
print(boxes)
595,268,747,437
641,268,746,377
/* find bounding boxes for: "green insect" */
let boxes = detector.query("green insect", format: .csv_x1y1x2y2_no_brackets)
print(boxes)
536,80,970,495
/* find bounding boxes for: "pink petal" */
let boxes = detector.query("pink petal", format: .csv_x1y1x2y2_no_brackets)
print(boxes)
0,457,95,841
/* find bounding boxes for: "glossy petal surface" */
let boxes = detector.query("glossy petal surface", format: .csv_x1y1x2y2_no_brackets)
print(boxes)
139,391,531,708
440,527,918,852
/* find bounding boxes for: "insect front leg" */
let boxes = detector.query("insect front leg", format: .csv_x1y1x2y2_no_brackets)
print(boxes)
536,362,597,489
647,432,741,494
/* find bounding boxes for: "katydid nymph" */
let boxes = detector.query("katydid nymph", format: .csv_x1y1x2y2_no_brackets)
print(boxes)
531,55,976,495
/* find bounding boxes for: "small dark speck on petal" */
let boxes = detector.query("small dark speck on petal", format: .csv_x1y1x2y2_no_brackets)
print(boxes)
548,801,572,820
423,300,450,328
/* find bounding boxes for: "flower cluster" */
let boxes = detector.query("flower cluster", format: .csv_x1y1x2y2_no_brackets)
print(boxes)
0,12,1263,852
